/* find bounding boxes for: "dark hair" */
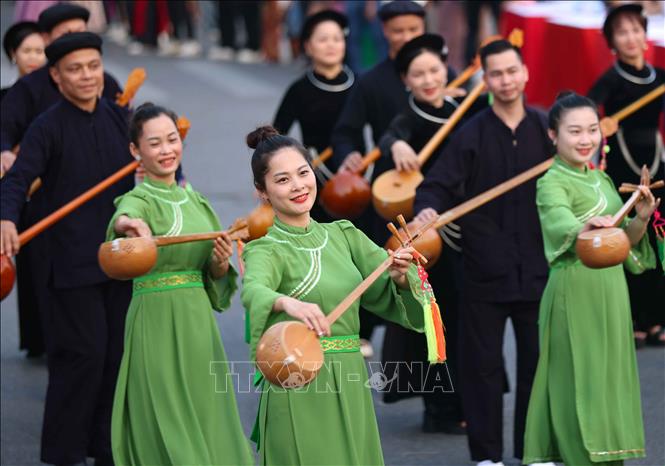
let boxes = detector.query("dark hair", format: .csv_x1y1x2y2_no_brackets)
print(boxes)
548,91,600,132
3,21,41,62
129,102,179,145
603,8,647,49
397,48,447,75
479,39,522,69
246,125,311,191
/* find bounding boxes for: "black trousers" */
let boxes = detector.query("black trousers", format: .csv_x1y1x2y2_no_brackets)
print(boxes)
217,1,261,51
422,246,463,421
40,280,131,465
458,297,539,462
16,202,45,356
166,0,194,40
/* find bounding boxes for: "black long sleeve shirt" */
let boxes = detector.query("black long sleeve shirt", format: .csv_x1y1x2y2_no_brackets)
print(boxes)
414,106,552,302
1,65,122,151
273,68,355,160
587,60,665,186
1,98,134,289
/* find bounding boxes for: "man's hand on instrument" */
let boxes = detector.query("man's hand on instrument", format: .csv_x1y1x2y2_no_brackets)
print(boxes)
0,220,20,257
413,208,438,224
275,296,331,337
0,150,17,175
338,151,363,173
114,215,152,238
388,247,414,288
391,141,420,172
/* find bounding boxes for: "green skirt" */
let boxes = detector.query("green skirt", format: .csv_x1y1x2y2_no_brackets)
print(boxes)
255,336,385,465
523,263,645,465
112,272,253,465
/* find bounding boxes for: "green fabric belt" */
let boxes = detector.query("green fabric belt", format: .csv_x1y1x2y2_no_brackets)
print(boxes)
133,270,203,296
319,334,360,353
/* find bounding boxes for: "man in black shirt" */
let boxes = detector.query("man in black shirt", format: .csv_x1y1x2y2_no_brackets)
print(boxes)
1,32,133,466
414,40,552,466
0,3,122,171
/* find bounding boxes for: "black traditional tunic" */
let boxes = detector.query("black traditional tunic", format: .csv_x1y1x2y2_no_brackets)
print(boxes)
414,107,551,301
0,65,121,151
274,66,355,156
588,59,665,333
0,97,133,465
331,58,459,179
0,81,44,356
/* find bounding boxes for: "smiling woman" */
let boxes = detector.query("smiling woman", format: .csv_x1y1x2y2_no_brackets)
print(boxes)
523,92,659,466
107,103,254,465
241,125,431,465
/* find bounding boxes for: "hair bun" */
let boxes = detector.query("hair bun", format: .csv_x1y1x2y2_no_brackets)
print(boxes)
246,125,280,149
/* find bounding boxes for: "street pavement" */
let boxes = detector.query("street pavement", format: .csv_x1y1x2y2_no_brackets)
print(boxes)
1,8,663,466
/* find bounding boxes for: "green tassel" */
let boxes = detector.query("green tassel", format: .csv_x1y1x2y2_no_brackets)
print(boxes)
422,300,439,362
657,237,665,274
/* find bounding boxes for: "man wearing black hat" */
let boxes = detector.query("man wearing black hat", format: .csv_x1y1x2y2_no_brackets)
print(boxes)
0,32,133,466
0,3,121,172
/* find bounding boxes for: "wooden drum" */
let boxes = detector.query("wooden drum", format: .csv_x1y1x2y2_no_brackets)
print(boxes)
255,321,324,388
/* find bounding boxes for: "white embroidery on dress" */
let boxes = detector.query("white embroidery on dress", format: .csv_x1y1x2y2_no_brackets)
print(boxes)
265,230,329,299
138,184,189,237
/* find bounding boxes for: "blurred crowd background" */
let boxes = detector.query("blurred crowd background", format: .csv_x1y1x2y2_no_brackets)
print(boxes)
10,1,663,78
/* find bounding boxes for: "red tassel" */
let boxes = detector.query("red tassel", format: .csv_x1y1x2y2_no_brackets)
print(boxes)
430,300,446,362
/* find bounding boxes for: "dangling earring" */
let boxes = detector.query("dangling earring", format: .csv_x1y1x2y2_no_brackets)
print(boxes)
11,57,16,64
600,139,610,171
405,86,411,92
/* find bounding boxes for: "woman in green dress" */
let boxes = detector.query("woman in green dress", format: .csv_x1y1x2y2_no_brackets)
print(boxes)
108,103,253,465
241,125,432,465
523,93,660,466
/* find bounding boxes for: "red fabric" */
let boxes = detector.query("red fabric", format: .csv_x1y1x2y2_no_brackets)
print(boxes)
132,0,170,37
500,11,665,107
431,300,446,363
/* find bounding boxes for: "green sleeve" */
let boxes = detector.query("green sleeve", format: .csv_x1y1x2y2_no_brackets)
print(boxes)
241,239,286,360
196,191,239,312
105,189,151,241
335,220,424,332
536,176,583,265
618,216,656,274
598,172,656,275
